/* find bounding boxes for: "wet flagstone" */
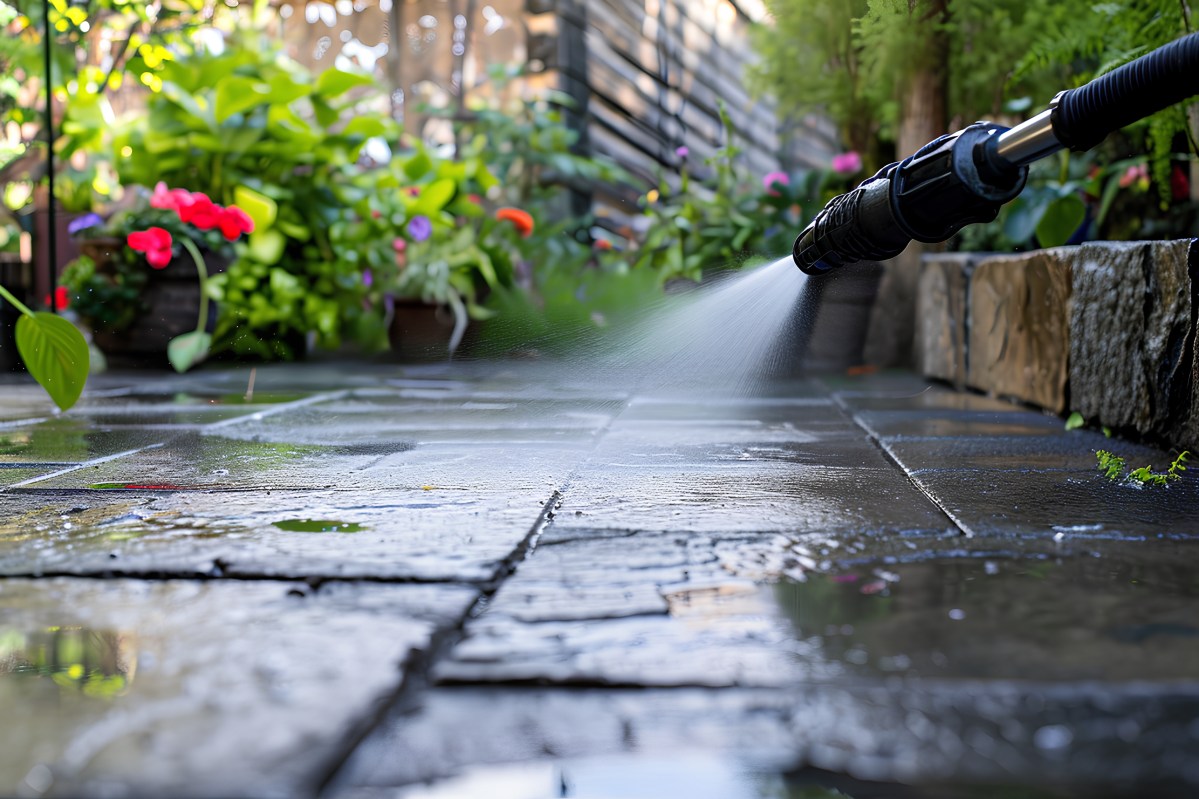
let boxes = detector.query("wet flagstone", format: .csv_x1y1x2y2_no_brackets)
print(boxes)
0,576,478,798
0,487,551,581
3,364,1198,797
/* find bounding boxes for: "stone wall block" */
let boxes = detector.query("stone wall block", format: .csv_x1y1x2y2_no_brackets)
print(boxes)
967,249,1073,412
916,253,979,388
1069,241,1197,443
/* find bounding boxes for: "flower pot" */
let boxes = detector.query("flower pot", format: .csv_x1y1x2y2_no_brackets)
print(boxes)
387,300,467,362
88,246,225,369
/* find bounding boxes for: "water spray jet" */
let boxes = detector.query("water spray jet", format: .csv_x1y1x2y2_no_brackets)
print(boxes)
794,32,1199,277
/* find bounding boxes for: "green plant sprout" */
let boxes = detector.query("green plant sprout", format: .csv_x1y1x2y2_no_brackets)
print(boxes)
1096,450,1126,481
1096,450,1189,488
0,284,88,411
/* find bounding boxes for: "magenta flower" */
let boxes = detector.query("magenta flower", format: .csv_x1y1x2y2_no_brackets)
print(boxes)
407,215,432,242
676,145,689,158
832,151,863,175
763,171,789,196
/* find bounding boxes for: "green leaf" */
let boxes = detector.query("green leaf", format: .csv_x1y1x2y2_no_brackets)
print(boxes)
315,68,375,98
1036,195,1086,248
1065,411,1085,430
413,179,457,214
403,150,433,180
342,116,388,139
234,185,278,230
167,331,213,373
248,229,287,264
215,76,269,123
15,312,89,411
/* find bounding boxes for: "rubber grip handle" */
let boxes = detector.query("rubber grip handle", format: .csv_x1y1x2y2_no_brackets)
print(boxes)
1052,31,1199,151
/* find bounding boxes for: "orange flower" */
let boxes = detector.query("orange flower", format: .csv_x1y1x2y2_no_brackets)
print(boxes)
495,207,534,238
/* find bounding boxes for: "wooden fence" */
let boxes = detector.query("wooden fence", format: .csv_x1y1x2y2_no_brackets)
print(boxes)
278,0,837,222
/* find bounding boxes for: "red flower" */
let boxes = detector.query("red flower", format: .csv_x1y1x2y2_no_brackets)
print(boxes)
150,182,192,213
467,194,482,205
179,192,221,231
218,205,255,241
128,227,174,269
495,207,535,238
1171,165,1191,202
44,285,69,311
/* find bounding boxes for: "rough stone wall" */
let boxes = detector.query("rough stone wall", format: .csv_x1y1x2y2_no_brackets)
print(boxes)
915,240,1199,450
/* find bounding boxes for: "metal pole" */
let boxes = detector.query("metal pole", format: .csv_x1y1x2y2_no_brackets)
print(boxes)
42,0,57,314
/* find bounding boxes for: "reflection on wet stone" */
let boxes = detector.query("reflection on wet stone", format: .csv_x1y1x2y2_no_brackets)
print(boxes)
1,627,136,699
775,553,1199,681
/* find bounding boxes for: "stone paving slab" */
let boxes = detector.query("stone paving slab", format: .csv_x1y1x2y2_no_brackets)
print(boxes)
337,681,1199,797
0,487,550,581
0,576,478,798
3,364,1198,798
904,468,1199,540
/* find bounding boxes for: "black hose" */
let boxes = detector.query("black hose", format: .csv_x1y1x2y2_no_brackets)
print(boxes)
1052,31,1199,151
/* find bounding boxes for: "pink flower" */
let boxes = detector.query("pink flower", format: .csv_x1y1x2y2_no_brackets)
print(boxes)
832,151,862,175
762,171,789,196
1119,163,1149,189
675,145,689,158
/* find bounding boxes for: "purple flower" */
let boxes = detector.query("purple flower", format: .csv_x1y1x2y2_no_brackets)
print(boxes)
362,268,373,288
832,151,863,175
762,171,789,196
68,213,104,235
406,214,432,242
675,145,689,158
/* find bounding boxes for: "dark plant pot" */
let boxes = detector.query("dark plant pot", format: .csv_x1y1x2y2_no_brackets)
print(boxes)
90,248,225,369
387,300,465,362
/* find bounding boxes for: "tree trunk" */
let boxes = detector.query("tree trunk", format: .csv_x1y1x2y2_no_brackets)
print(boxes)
868,1,950,368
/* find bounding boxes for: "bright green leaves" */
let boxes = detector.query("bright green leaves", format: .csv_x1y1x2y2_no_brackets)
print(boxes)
214,75,270,123
1096,449,1190,488
14,312,89,411
315,68,374,99
234,185,278,230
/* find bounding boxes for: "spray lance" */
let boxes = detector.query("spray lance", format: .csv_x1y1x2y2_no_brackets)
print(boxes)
793,32,1199,277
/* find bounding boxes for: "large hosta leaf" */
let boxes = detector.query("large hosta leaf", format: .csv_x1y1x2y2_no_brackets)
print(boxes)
15,312,89,411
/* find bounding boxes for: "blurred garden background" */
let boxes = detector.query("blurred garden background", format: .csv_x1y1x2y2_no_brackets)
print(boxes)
0,0,1195,379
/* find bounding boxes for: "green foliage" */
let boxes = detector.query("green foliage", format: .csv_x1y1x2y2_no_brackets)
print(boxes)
752,0,1066,165
1096,449,1190,488
629,106,838,284
113,41,397,357
1064,411,1085,431
1095,450,1126,481
1012,0,1193,203
755,0,1197,246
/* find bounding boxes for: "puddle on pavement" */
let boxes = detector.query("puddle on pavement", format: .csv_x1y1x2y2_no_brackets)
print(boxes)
0,626,136,698
773,554,1199,681
272,519,366,533
391,754,1079,799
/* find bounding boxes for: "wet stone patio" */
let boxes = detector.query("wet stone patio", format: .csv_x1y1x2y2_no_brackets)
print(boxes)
1,362,1197,798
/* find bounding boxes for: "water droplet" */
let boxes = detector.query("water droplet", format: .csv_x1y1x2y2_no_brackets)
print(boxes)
948,608,966,620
